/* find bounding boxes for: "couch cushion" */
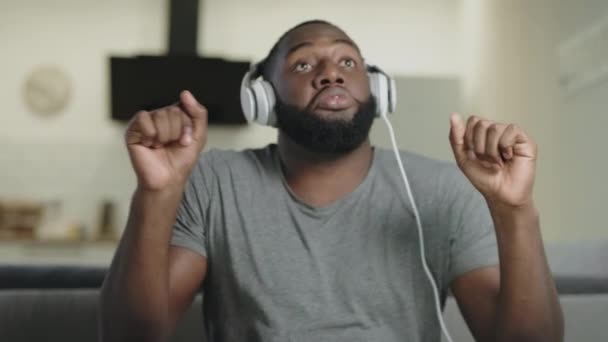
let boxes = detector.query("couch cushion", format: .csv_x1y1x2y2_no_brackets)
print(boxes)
0,289,206,342
0,289,99,341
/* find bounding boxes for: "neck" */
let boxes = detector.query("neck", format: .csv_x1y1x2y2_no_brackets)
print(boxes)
277,132,373,208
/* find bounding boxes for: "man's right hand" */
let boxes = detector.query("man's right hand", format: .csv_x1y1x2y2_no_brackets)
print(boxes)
125,90,208,191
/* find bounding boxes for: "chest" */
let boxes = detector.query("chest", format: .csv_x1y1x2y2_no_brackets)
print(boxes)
205,191,449,321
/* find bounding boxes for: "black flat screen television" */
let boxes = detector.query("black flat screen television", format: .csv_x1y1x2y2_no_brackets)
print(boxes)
110,56,250,124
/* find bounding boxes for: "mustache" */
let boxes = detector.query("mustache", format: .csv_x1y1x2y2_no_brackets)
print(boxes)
274,95,376,154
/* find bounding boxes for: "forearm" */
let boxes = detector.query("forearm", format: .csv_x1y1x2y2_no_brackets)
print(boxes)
490,202,564,342
99,186,184,342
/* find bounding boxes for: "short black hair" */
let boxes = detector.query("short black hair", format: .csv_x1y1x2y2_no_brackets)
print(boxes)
256,20,341,80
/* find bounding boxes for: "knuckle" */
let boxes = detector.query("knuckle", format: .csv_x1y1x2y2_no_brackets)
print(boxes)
130,110,148,125
135,110,148,119
148,110,159,121
466,116,479,127
171,111,183,124
169,105,183,115
153,108,167,117
474,119,488,130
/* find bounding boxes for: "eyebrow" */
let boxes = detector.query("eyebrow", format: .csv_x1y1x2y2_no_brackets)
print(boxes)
285,38,359,58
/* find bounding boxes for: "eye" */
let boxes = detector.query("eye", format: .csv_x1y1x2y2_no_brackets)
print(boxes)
293,62,312,73
340,58,357,68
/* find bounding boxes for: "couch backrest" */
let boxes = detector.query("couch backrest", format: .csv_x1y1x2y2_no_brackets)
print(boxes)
0,289,206,342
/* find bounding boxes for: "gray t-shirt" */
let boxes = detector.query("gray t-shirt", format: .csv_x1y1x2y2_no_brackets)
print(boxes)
171,144,498,342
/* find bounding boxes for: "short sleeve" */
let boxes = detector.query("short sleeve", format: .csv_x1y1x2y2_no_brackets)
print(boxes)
447,173,499,283
170,152,214,258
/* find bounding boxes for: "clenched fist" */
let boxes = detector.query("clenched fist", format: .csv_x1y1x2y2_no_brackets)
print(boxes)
449,113,537,209
125,90,208,191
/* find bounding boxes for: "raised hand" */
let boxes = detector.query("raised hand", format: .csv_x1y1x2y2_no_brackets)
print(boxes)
449,113,537,208
125,90,208,191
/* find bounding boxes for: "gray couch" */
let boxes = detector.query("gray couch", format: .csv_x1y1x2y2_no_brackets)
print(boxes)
1,241,606,342
443,240,608,341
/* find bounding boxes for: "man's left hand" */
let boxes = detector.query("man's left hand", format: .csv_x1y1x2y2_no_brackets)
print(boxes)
448,113,537,208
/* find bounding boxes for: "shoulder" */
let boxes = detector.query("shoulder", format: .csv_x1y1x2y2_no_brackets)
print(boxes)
194,144,276,170
373,147,481,212
375,148,468,189
188,144,278,187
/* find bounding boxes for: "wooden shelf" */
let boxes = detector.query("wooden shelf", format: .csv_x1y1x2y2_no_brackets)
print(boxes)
0,240,118,266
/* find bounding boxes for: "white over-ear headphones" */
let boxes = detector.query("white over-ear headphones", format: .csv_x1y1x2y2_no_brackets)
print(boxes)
240,62,397,126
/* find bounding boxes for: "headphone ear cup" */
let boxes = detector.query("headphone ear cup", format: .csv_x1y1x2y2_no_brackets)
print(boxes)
367,65,397,116
240,72,257,123
240,66,277,126
388,77,397,114
250,79,273,126
377,72,389,116
260,81,277,126
369,71,389,116
368,73,380,116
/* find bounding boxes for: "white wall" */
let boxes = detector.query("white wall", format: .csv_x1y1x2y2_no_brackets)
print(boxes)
555,1,608,240
459,0,564,240
199,0,461,76
0,0,461,237
458,0,608,241
0,0,170,238
3,0,605,242
0,0,163,143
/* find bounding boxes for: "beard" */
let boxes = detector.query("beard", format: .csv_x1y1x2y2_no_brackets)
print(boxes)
275,95,376,154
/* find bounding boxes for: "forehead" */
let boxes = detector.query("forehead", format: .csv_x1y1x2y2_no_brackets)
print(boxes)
278,23,360,57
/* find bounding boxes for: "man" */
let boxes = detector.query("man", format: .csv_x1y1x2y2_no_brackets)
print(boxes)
99,20,563,342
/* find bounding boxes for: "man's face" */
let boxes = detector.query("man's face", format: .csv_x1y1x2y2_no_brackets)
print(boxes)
270,23,375,153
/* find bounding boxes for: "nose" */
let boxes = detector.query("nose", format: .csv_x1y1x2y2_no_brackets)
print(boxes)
313,61,344,89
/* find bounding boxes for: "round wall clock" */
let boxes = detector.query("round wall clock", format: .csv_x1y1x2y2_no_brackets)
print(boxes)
23,65,72,116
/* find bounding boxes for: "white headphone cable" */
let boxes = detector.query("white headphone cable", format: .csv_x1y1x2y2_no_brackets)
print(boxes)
380,114,455,342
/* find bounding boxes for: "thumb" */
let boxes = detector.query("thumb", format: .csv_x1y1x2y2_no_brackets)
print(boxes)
180,90,208,139
449,113,467,166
